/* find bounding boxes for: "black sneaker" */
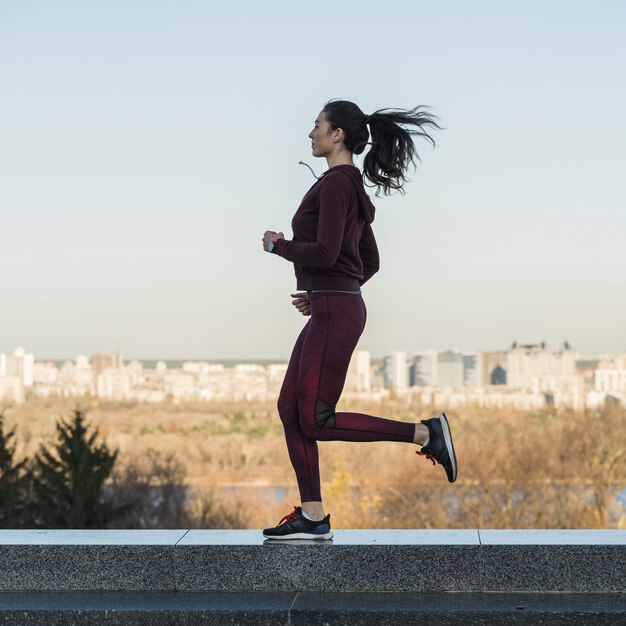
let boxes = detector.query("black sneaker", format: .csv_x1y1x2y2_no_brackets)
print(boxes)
263,506,333,540
417,411,457,483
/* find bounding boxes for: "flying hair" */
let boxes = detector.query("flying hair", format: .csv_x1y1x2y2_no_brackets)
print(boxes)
322,99,443,196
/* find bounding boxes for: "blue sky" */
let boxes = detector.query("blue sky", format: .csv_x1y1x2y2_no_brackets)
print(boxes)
1,0,624,359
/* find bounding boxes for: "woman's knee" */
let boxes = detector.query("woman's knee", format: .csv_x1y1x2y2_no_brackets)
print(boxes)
277,394,297,424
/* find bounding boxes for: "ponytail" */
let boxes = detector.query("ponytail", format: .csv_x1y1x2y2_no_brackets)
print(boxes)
364,106,441,195
322,100,442,196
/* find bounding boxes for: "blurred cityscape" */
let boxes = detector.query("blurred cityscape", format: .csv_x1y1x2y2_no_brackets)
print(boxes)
1,342,624,411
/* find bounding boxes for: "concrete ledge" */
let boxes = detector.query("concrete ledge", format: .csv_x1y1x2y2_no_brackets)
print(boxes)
0,592,625,625
1,530,625,592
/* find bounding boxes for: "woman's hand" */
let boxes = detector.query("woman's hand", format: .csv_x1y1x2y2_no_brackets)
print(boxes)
262,230,284,252
291,292,311,316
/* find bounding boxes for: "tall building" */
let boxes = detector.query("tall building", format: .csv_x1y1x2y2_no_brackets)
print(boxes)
2,347,34,387
410,351,437,386
383,351,408,390
437,350,464,388
506,342,577,389
412,350,486,388
463,352,484,386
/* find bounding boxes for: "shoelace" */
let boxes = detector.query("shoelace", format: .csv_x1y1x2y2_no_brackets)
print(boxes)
277,506,300,525
417,448,440,466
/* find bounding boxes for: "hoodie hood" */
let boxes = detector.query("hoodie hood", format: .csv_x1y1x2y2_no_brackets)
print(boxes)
325,165,376,224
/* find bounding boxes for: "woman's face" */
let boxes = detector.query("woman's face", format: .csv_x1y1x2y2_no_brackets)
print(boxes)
309,110,336,158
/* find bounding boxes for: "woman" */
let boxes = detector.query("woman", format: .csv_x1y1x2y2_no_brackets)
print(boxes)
261,99,456,540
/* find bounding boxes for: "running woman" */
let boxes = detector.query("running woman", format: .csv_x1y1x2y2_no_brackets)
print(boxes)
261,100,456,540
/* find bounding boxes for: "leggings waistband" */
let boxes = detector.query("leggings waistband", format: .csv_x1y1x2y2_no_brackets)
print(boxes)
309,289,362,295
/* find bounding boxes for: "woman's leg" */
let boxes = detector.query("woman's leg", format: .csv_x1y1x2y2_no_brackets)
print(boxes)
276,319,323,505
272,292,454,532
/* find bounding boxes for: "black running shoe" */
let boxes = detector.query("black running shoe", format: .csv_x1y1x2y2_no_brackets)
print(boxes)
263,506,333,540
417,411,458,483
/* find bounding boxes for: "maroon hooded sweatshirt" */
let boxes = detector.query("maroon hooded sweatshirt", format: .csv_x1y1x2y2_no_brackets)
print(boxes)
272,164,380,291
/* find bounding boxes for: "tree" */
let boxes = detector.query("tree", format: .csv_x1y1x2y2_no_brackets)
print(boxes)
31,408,133,528
107,449,189,528
107,449,249,529
0,411,32,527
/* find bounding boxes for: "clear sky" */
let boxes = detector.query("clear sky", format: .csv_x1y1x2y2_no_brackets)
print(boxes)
1,0,624,360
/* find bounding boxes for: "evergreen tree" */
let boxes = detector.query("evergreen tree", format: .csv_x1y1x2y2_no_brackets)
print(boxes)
32,408,133,528
0,411,32,527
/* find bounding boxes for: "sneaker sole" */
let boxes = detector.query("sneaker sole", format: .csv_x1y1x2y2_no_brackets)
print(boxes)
438,411,457,482
263,531,333,540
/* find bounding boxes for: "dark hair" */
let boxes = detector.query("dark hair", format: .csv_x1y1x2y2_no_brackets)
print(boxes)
322,99,442,196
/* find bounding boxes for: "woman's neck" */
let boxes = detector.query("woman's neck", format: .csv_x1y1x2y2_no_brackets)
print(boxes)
325,149,353,169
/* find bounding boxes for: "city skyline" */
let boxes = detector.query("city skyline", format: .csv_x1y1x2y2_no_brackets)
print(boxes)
1,1,625,359
0,336,617,363
2,343,624,411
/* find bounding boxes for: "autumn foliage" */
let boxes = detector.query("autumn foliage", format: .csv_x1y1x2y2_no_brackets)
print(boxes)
1,397,624,529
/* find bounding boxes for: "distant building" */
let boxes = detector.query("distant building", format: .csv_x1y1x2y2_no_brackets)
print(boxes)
91,353,121,377
412,350,486,388
410,351,437,386
370,361,385,389
506,342,577,390
76,355,91,370
33,362,59,385
463,352,484,386
1,347,35,387
383,351,408,390
97,367,132,399
437,351,464,388
595,354,626,396
58,360,95,396
482,351,507,385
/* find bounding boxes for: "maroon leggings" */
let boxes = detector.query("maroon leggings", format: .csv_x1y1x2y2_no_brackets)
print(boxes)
277,291,416,502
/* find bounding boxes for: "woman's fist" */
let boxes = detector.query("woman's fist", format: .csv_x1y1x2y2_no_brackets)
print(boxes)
262,230,284,252
291,292,311,316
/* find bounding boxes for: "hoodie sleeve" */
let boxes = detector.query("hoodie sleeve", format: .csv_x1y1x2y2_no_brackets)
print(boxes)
358,222,380,285
272,173,349,268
